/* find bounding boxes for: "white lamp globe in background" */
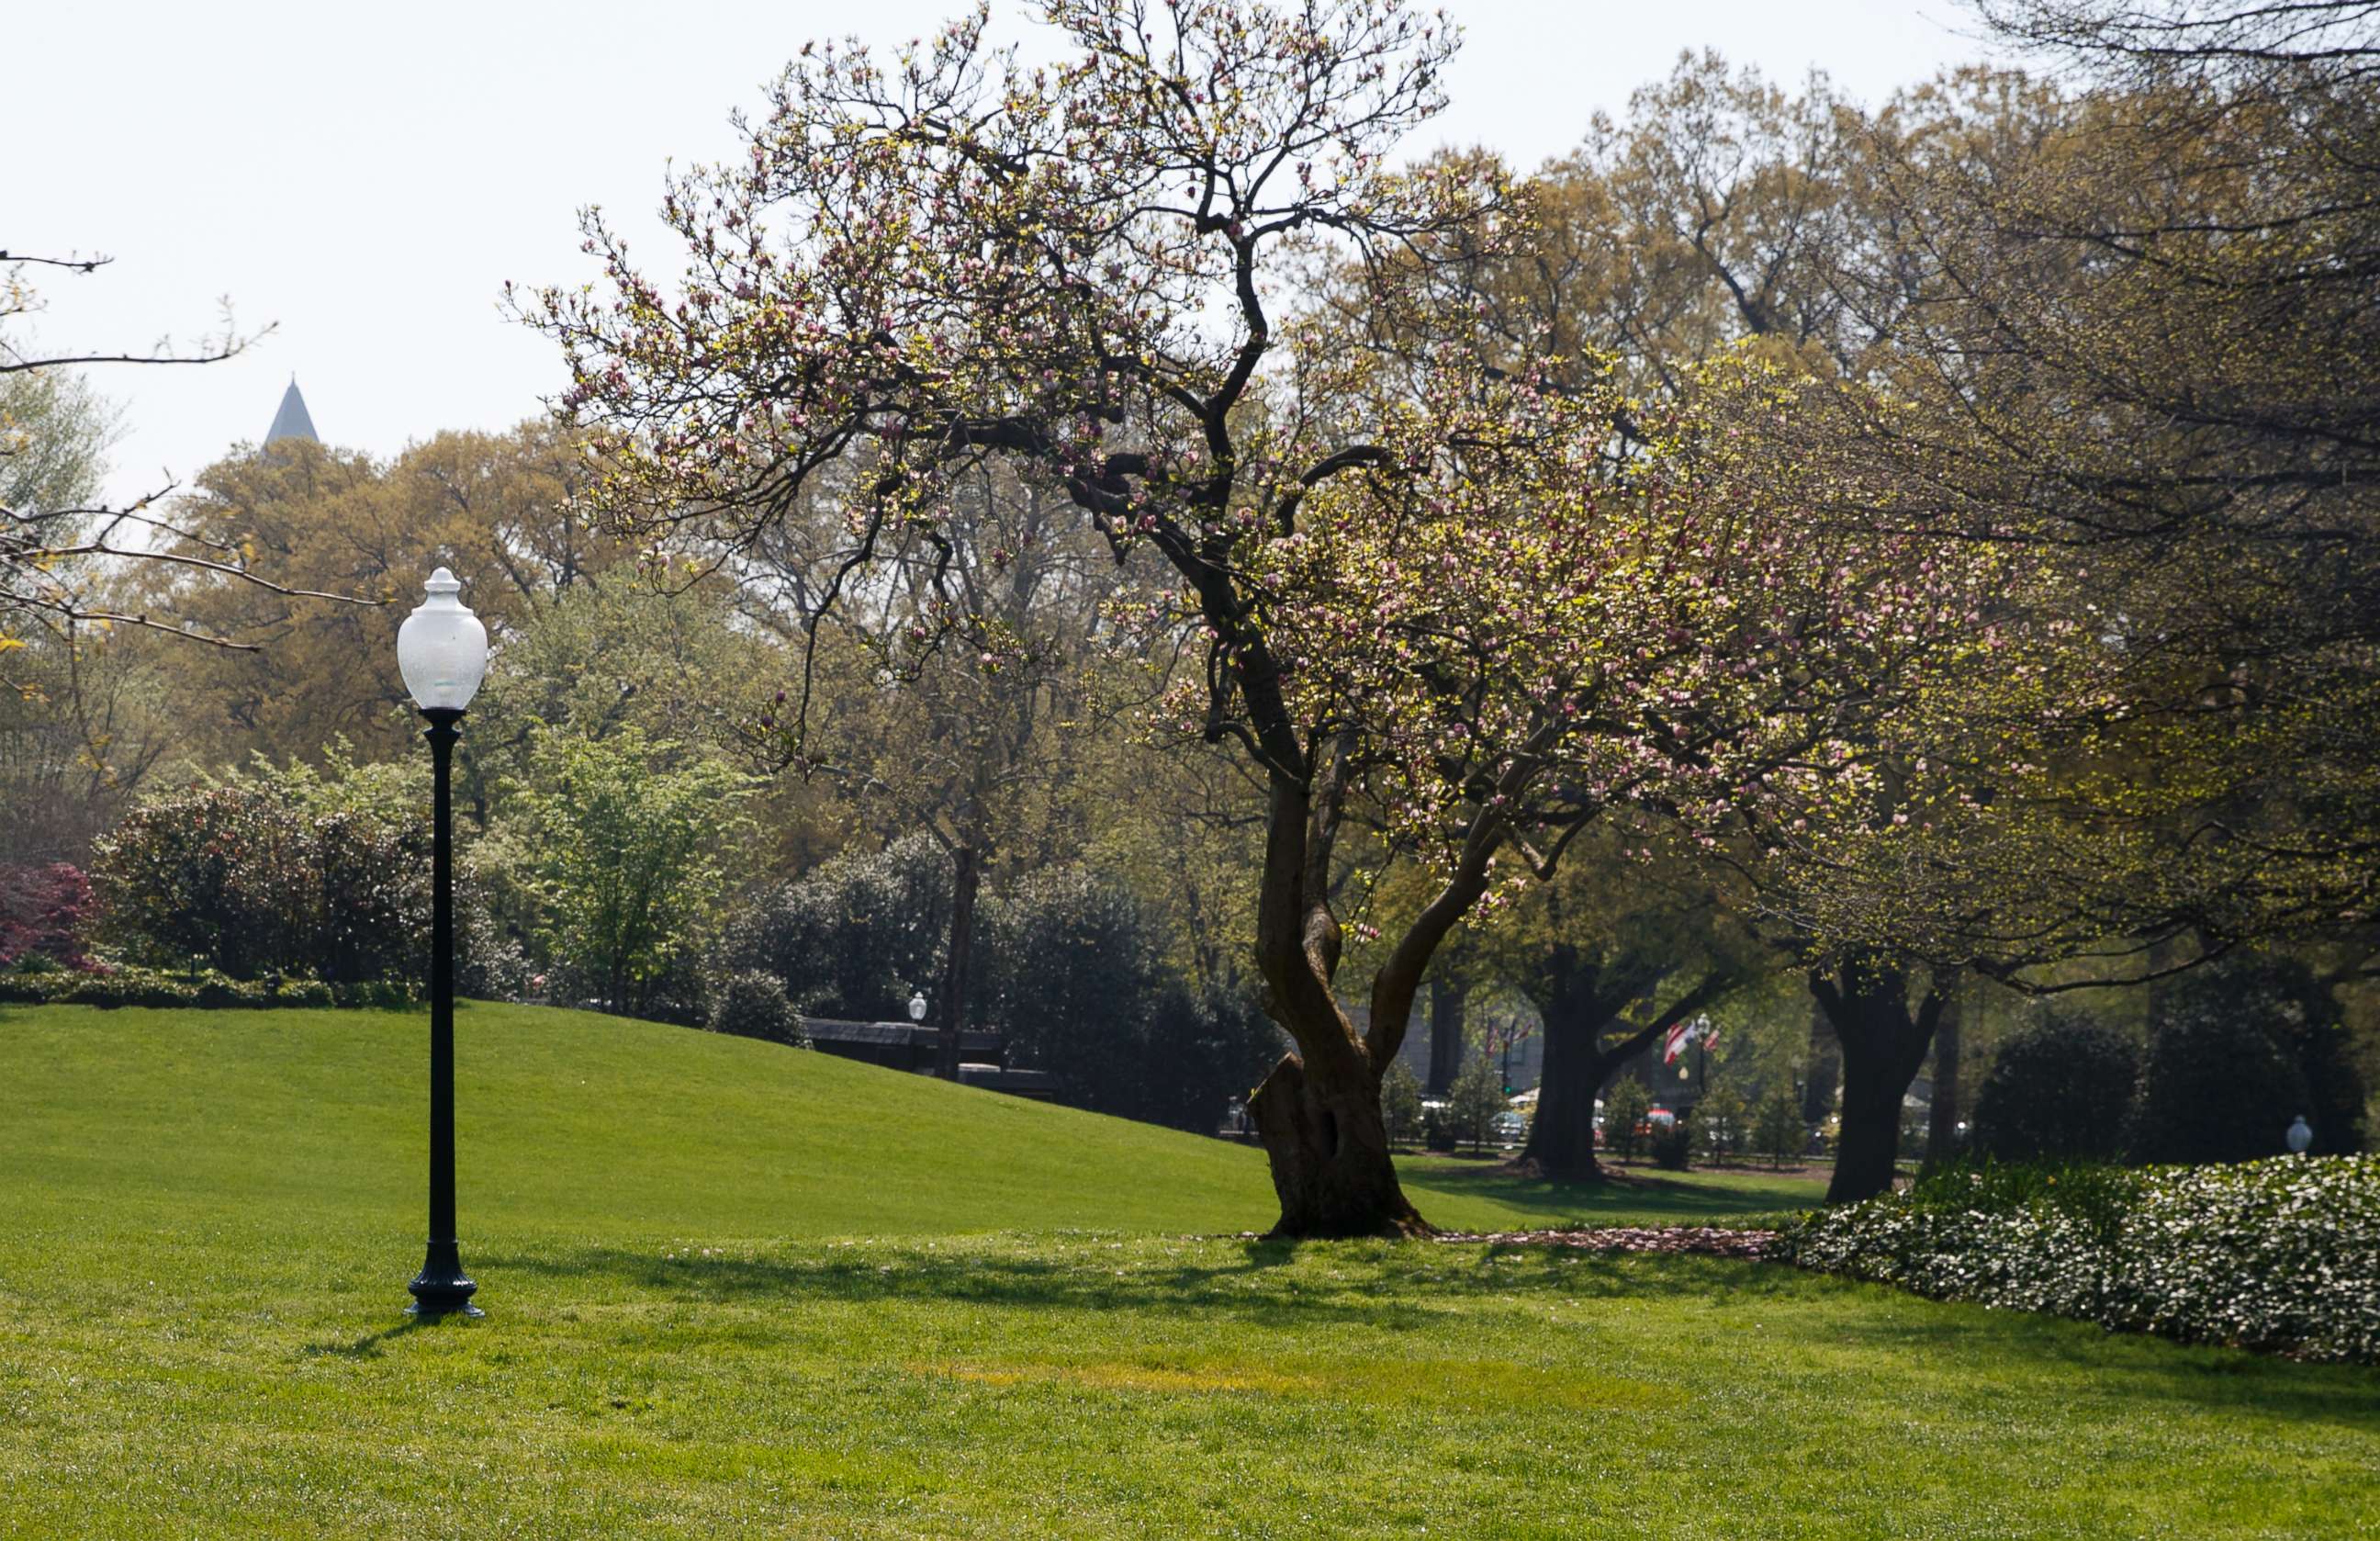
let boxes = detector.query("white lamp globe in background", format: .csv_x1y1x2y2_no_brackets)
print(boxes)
396,567,488,713
908,991,928,1023
2287,1114,2315,1155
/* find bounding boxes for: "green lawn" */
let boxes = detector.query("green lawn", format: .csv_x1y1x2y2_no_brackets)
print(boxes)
4,1003,2373,1538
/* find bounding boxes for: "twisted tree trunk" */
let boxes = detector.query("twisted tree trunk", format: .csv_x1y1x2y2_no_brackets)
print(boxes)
1249,1038,1420,1236
1246,739,1499,1237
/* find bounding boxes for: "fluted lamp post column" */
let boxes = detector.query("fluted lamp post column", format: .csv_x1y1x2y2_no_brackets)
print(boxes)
396,567,489,1318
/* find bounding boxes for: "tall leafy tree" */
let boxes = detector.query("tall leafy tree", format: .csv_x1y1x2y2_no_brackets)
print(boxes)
1815,0,2380,956
739,465,1149,1076
494,726,757,1017
145,423,627,767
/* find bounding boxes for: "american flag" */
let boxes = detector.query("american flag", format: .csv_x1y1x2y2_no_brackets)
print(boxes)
1662,1016,1720,1063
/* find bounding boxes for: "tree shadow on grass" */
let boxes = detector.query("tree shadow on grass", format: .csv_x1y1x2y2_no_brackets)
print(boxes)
481,1240,1458,1330
476,1237,1818,1333
1400,1162,1816,1224
483,1238,2380,1429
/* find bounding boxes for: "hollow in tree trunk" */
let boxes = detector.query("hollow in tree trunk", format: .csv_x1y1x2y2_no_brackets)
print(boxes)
1250,1035,1423,1237
1811,957,1942,1203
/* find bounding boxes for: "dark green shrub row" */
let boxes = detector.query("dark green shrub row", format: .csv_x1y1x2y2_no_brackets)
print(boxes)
1775,1155,2380,1363
0,967,414,1011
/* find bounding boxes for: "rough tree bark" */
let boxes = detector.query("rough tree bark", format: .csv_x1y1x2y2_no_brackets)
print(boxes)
1425,977,1468,1096
936,844,982,1082
1811,956,1943,1203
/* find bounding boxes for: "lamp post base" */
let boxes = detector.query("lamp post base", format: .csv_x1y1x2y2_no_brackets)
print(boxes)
407,1243,483,1318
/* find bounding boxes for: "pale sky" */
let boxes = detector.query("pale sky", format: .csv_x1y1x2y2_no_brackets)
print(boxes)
14,0,1982,511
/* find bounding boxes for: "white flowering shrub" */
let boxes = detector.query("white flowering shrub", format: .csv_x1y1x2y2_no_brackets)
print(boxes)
1776,1156,2380,1363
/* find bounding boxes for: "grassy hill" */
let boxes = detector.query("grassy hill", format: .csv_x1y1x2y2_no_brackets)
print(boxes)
6,1003,2371,1540
0,1001,1812,1241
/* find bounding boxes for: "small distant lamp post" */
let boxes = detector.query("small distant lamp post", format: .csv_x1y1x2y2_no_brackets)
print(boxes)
2286,1114,2315,1155
396,567,488,1318
908,991,929,1024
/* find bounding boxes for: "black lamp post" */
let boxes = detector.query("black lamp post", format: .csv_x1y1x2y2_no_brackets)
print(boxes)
396,567,488,1318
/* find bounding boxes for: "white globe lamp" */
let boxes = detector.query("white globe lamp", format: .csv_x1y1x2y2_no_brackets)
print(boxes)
396,567,488,713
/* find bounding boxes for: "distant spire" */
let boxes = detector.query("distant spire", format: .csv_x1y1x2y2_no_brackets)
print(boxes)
265,377,318,444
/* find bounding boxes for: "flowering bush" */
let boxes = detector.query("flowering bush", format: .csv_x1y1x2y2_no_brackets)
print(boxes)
85,754,521,996
91,774,428,984
1776,1156,2380,1363
0,863,93,971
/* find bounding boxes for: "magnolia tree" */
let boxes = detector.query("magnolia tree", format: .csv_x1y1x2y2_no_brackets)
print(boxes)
531,0,2019,1235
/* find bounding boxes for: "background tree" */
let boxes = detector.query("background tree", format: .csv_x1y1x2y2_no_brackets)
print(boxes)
1379,1057,1423,1147
1698,1084,1747,1166
463,577,836,866
1808,0,2380,962
492,726,756,1018
1446,1049,1506,1155
2130,956,2368,1161
741,465,1147,1078
0,360,176,861
1925,986,1968,1167
1752,1082,1802,1169
719,833,955,1019
1602,1076,1653,1163
1484,831,1752,1180
140,423,624,767
990,865,1278,1130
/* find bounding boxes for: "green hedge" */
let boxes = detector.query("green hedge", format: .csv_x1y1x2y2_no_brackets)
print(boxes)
0,968,412,1011
1775,1156,2380,1364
